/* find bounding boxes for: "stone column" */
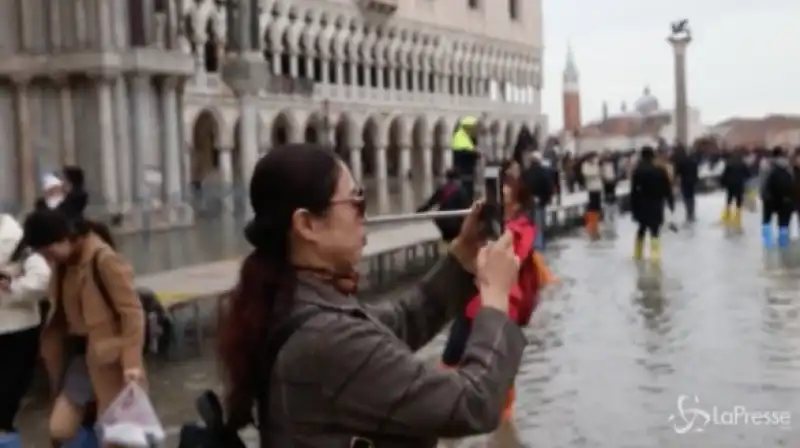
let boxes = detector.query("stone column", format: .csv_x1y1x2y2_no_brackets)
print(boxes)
160,77,183,208
669,34,691,146
113,77,133,213
217,146,235,211
95,75,119,211
129,74,151,204
398,145,412,211
443,147,453,171
236,93,259,192
13,78,35,208
421,145,434,197
375,144,388,181
47,0,62,49
375,145,389,214
54,76,76,166
349,146,363,185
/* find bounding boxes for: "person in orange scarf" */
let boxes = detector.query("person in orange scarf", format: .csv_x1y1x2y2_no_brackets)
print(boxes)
440,161,557,430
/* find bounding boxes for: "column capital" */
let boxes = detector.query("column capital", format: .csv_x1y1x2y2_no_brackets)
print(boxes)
51,73,70,87
10,73,31,86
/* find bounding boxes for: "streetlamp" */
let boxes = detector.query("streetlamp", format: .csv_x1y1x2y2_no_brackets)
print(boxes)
668,19,691,146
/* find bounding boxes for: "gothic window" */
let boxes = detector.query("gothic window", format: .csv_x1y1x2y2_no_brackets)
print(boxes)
204,21,219,72
508,0,519,20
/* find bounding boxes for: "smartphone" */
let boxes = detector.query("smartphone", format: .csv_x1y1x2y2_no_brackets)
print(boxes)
481,163,504,239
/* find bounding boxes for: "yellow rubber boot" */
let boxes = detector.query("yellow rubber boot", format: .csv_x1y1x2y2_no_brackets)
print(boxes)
633,237,644,260
731,207,742,231
650,238,661,262
720,206,730,225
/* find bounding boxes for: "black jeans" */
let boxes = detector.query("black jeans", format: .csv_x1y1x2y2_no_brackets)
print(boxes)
681,185,696,221
0,327,41,431
636,221,662,240
762,201,793,227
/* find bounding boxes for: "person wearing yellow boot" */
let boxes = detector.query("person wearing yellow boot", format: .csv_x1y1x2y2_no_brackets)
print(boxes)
581,151,603,239
630,146,675,261
720,148,749,232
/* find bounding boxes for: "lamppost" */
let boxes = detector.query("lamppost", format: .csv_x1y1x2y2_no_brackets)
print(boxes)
668,19,691,146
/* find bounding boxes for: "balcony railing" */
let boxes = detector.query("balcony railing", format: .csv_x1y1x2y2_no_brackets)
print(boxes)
184,71,537,115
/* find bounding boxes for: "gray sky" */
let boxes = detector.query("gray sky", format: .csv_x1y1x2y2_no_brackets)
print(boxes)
541,0,800,129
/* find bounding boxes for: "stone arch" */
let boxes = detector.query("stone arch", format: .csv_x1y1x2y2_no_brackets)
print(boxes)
334,113,357,163
270,110,299,146
387,115,409,177
190,109,221,189
432,117,450,177
361,115,382,178
303,112,324,144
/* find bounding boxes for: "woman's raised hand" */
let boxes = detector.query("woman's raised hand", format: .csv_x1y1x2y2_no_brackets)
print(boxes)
476,231,519,313
450,201,486,273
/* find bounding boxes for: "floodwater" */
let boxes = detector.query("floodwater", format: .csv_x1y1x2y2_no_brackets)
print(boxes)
19,193,800,447
117,177,431,275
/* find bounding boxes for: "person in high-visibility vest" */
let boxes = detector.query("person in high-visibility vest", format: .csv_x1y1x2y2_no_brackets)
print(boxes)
451,116,480,199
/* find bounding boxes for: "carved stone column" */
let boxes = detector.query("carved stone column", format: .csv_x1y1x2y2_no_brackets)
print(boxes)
218,146,235,211
160,77,183,207
95,74,119,211
349,146,363,185
12,77,35,208
54,76,76,166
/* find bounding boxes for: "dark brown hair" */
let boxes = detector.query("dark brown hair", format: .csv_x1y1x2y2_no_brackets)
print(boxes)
217,143,341,428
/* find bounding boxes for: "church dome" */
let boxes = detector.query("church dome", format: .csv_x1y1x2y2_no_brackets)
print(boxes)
634,86,659,115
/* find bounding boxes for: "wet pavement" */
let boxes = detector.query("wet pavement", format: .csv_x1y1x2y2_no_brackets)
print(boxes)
20,192,800,447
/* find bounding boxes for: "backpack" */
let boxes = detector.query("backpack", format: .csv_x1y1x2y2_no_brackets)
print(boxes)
55,250,174,356
90,253,173,356
178,308,323,448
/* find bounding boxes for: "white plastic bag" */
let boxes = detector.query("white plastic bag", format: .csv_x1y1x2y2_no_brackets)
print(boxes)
99,382,165,447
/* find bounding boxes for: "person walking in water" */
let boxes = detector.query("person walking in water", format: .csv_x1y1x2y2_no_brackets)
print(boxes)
581,151,603,239
450,116,480,200
761,147,795,248
630,146,675,262
720,148,750,232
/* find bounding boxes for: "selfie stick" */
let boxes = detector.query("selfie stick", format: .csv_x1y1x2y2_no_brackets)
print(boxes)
365,209,471,225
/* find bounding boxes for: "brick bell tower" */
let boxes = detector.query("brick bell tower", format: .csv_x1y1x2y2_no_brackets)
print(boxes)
562,44,582,135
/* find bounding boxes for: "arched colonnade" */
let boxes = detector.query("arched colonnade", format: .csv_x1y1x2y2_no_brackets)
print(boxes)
187,108,532,212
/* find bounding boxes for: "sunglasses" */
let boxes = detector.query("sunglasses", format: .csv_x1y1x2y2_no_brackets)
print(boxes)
330,188,366,217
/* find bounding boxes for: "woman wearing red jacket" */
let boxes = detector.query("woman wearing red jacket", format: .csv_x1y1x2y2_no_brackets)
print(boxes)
440,161,556,426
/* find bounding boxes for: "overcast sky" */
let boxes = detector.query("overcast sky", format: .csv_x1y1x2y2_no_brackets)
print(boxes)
540,0,800,130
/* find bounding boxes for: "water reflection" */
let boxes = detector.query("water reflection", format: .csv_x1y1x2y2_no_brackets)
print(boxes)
119,177,434,275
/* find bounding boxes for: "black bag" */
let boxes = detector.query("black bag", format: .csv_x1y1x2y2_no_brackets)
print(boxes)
90,252,174,355
178,308,322,448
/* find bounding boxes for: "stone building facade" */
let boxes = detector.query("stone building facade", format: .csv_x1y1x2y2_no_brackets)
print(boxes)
0,0,545,226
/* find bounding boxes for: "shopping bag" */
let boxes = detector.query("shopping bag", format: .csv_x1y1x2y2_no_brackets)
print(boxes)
0,433,21,448
99,383,165,447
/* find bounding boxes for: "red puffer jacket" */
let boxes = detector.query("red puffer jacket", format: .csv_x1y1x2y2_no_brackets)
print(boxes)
465,214,540,325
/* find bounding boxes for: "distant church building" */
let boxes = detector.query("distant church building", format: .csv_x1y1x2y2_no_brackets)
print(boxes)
556,45,706,153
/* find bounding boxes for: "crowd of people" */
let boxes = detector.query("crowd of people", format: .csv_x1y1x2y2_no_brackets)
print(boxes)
4,124,800,448
0,166,160,446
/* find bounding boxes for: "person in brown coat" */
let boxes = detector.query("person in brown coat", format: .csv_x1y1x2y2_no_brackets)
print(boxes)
216,143,526,447
22,210,145,446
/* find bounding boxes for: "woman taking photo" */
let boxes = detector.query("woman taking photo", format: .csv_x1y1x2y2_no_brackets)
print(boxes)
217,143,526,447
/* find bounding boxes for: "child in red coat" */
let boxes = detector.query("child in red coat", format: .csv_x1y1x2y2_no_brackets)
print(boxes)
441,165,557,419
